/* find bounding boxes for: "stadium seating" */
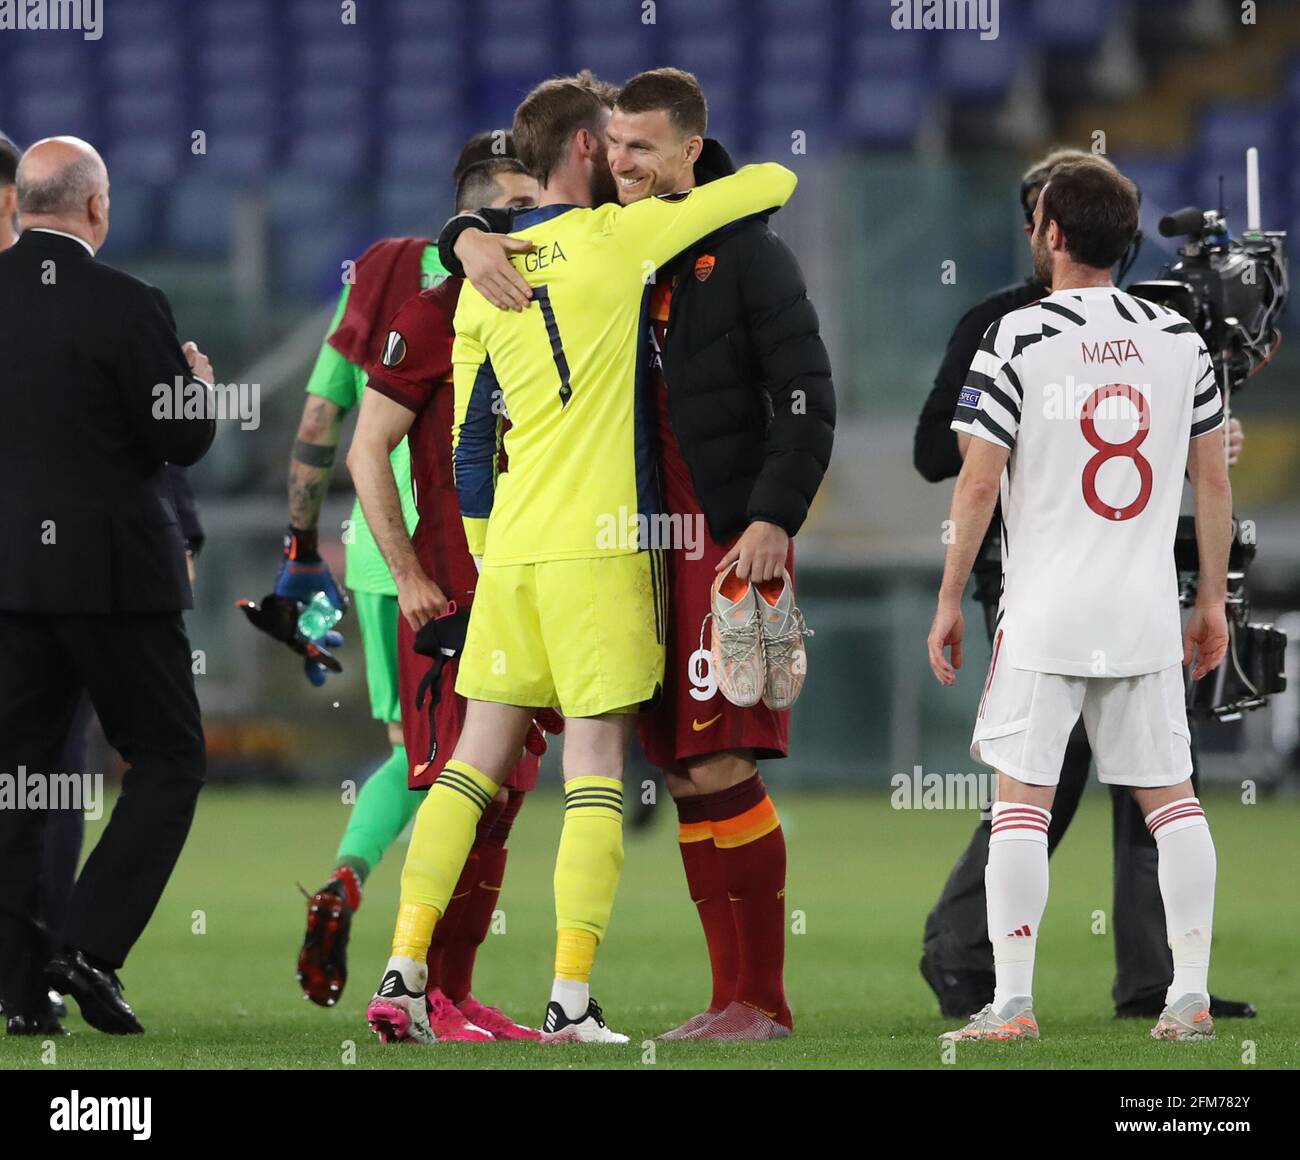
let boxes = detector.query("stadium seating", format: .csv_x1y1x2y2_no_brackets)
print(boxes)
0,0,1293,292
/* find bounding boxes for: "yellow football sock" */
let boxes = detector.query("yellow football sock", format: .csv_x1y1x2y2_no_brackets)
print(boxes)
392,901,439,961
554,776,624,970
555,928,598,982
393,759,498,958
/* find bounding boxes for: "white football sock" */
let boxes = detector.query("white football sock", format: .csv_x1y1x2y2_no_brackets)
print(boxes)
987,800,1051,1012
551,977,589,1021
382,955,427,994
1145,797,1215,1005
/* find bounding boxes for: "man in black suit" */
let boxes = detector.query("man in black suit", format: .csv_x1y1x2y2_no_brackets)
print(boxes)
0,136,216,1036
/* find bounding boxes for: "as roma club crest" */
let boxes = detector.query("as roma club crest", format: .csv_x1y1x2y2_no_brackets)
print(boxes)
694,254,716,282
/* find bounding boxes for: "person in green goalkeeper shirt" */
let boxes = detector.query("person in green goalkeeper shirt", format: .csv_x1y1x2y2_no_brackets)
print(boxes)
285,134,509,1007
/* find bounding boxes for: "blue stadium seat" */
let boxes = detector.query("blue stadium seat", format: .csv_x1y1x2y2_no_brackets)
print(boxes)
286,128,371,180
665,31,744,88
382,82,464,132
199,0,274,35
659,0,744,34
96,182,159,258
202,89,280,180
1032,0,1114,48
381,129,462,181
759,0,836,35
848,25,933,81
754,76,834,138
1112,154,1192,222
107,136,186,185
568,0,643,30
568,33,656,83
166,177,240,256
841,77,929,148
287,83,370,133
284,0,369,41
936,27,1025,102
197,40,278,89
387,0,466,35
8,41,99,96
697,84,746,154
377,182,450,239
293,38,376,85
101,0,176,40
103,42,182,88
203,131,278,181
381,35,470,89
12,91,97,148
275,205,375,302
1198,102,1283,165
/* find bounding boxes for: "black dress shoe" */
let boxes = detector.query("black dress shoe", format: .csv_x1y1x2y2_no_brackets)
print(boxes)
1115,991,1258,1019
6,1008,67,1036
1209,994,1259,1019
920,955,996,1018
45,950,144,1035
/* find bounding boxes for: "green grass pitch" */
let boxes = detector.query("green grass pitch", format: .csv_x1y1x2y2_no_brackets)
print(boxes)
2,786,1296,1070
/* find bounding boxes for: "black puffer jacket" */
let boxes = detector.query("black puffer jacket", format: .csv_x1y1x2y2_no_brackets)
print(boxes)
655,140,835,541
437,140,835,542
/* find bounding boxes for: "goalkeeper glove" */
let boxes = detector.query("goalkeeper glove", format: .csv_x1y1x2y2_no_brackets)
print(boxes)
275,526,348,610
236,593,344,683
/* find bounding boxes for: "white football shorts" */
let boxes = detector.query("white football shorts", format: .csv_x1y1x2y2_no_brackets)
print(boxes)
970,633,1193,788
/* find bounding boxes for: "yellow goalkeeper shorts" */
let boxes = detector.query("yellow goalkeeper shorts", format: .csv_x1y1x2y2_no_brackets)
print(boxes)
456,550,665,717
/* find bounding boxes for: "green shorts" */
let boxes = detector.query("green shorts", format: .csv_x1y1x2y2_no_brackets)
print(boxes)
352,589,401,725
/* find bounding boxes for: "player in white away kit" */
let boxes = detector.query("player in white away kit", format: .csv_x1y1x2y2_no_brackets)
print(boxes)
927,159,1233,1043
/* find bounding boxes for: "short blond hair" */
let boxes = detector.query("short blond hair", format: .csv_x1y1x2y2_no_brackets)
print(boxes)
512,70,615,184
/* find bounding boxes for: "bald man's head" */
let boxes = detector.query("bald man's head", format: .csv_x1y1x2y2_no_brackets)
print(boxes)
17,136,110,250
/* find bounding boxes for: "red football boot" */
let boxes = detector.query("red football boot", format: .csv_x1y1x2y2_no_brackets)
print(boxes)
426,988,494,1042
296,868,361,1007
458,995,541,1041
677,1000,792,1041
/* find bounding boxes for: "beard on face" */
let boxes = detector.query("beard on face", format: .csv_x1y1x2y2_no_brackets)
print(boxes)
590,156,621,208
1031,228,1053,287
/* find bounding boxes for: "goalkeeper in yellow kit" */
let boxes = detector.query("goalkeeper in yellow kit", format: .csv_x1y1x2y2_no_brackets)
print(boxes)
366,72,797,1045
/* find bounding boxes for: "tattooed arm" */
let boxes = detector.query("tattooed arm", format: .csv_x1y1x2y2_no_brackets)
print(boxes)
288,394,345,531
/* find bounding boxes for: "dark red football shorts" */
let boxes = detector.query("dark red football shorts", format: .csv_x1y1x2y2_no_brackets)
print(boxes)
398,612,540,792
637,520,792,772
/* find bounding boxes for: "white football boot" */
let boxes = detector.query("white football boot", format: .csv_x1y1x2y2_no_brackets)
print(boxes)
540,997,629,1044
755,569,812,710
939,998,1040,1043
1150,994,1215,1041
705,563,766,708
366,959,436,1045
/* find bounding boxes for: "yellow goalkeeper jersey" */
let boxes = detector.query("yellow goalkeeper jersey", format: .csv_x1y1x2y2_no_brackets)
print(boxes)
451,163,797,566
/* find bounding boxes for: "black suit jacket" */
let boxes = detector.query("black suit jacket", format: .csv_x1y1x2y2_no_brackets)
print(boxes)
0,230,215,613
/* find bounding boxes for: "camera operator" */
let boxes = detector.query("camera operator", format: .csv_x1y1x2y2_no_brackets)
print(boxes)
913,147,1254,1022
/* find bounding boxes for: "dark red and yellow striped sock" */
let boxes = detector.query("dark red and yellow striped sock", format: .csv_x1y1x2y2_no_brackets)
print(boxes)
437,792,525,1002
674,794,738,1013
424,792,506,991
708,774,790,1026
